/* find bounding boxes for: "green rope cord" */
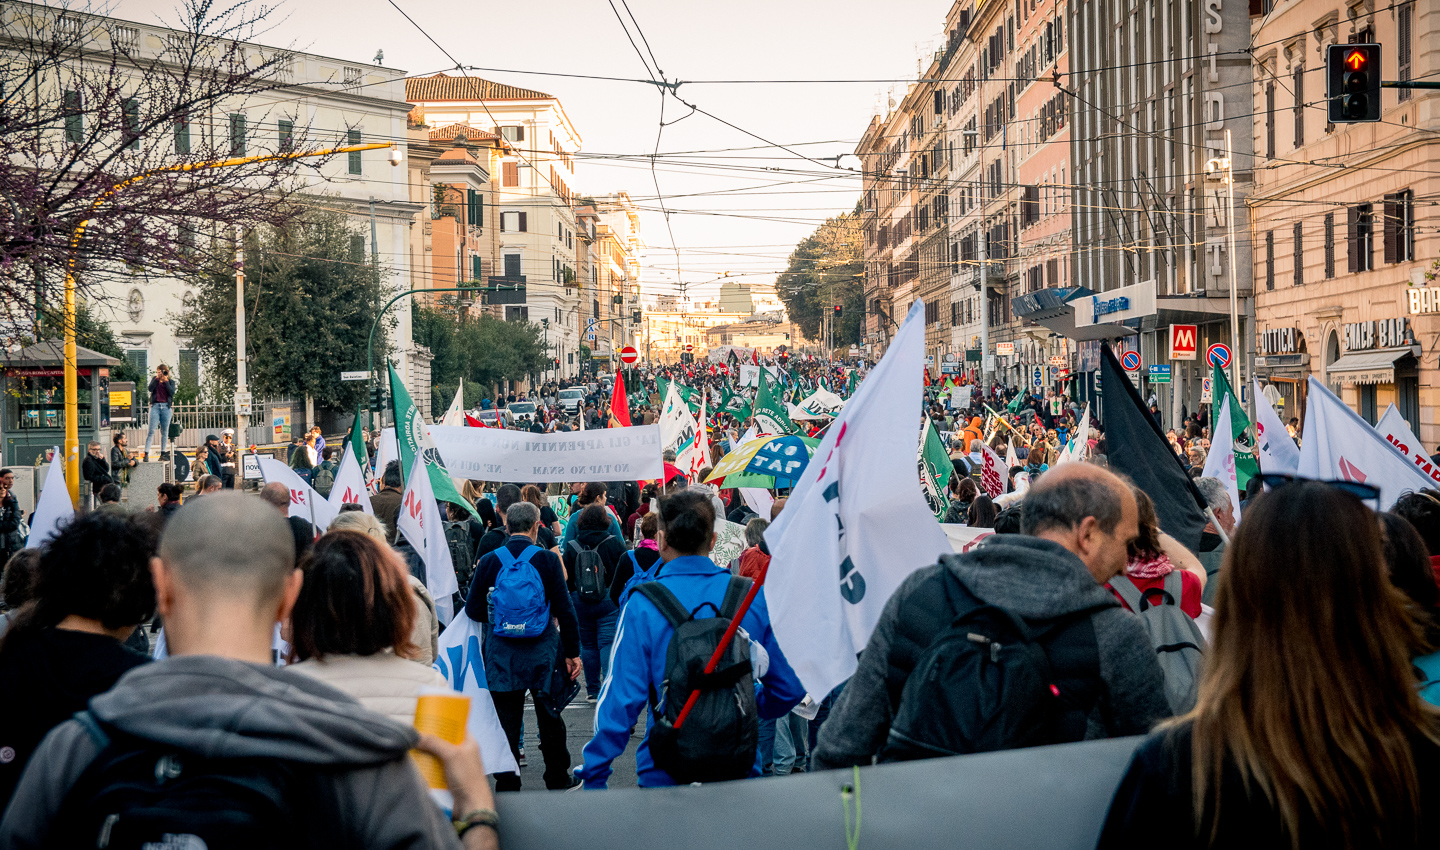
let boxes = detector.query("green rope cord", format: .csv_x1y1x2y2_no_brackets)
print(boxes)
842,765,862,850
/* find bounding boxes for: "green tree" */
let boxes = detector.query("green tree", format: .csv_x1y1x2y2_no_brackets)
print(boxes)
775,205,865,346
413,302,548,408
175,209,390,409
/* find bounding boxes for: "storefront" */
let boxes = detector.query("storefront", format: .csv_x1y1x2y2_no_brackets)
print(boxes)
1254,325,1309,425
1322,317,1420,431
1,340,120,466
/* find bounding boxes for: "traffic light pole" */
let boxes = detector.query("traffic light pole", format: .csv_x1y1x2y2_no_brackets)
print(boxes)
364,286,485,432
1383,81,1440,90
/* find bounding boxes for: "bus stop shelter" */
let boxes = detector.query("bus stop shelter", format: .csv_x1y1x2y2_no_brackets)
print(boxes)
2,340,120,467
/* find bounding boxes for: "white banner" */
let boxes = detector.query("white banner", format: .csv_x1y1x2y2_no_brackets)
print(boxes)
396,459,458,624
1376,404,1440,488
431,615,520,776
427,423,664,483
978,440,1007,498
28,451,72,549
259,456,338,530
1252,379,1300,475
765,299,950,700
1201,396,1242,520
327,446,374,515
1298,377,1435,509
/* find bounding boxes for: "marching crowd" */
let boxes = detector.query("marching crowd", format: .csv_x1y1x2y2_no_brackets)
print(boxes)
2,359,1440,849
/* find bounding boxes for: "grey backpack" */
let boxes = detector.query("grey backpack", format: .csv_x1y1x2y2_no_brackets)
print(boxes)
1109,572,1205,714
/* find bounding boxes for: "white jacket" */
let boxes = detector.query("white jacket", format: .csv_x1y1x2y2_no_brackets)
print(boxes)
290,651,450,726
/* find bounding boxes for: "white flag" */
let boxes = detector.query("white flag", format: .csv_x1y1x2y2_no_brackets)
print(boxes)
1375,404,1440,490
688,393,711,482
258,457,338,531
1201,396,1242,520
765,299,950,699
431,615,520,775
326,446,374,515
397,459,458,624
1005,438,1020,472
439,383,465,427
1251,379,1300,475
375,427,399,492
1297,377,1435,509
1056,403,1090,465
978,439,1007,497
656,383,689,450
28,450,73,548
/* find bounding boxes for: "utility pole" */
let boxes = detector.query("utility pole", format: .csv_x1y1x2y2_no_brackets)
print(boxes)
1223,130,1243,415
963,129,989,391
234,228,250,441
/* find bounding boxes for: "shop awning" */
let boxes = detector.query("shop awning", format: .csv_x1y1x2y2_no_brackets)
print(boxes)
1325,346,1418,386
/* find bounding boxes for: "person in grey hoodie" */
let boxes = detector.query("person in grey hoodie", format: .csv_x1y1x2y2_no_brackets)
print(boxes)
0,493,498,850
813,463,1171,769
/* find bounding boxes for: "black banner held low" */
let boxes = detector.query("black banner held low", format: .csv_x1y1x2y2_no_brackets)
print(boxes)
1100,343,1208,552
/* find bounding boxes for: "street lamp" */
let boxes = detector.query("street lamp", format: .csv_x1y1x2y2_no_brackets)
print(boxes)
62,141,400,506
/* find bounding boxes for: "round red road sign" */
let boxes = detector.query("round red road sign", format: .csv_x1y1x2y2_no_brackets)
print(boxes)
620,346,639,364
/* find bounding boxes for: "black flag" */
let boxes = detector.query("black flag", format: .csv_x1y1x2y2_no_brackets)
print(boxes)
1100,343,1208,553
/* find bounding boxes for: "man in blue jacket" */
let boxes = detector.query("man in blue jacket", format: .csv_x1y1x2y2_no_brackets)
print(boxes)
577,488,805,788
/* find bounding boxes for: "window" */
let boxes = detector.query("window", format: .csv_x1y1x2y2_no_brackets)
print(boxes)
1265,230,1274,290
278,119,293,152
1324,213,1335,279
124,349,148,377
347,129,362,174
1383,190,1415,264
1293,222,1304,286
1347,203,1373,273
1292,65,1304,148
178,349,200,390
1265,83,1275,159
466,189,480,226
500,211,527,232
500,125,525,143
122,97,139,150
592,298,600,318
502,161,519,187
349,234,365,263
63,90,82,143
229,113,246,156
174,113,190,155
472,255,482,281
1398,6,1413,102
504,306,529,321
504,254,521,278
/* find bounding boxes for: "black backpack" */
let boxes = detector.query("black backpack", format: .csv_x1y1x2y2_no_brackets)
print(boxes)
442,520,476,602
880,565,1103,761
47,712,338,850
637,576,758,783
568,539,609,604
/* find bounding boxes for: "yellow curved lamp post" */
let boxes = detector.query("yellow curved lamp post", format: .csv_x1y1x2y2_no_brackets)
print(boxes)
61,141,400,506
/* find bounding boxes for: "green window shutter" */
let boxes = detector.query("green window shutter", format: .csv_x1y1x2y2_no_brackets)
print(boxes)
472,255,482,281
278,119,293,151
467,189,477,225
123,98,140,150
64,90,83,143
125,349,148,377
349,234,365,263
174,115,190,155
229,113,246,156
347,129,362,174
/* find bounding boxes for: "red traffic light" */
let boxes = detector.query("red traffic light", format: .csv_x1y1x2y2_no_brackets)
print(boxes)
1344,49,1367,70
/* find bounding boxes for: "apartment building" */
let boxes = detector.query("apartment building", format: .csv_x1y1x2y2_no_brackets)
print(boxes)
406,73,584,378
1249,0,1436,444
6,4,423,388
1059,0,1255,420
406,124,499,312
593,192,645,359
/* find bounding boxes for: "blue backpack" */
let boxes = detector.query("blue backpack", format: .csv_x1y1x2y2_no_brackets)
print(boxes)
617,550,663,609
488,544,550,638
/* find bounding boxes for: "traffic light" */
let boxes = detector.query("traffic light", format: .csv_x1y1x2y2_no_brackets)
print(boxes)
632,310,642,323
833,304,843,317
1327,44,1381,123
368,384,386,411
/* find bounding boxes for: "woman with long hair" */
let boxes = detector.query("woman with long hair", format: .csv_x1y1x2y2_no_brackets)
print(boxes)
288,529,448,724
1099,482,1440,849
326,511,439,665
966,493,997,529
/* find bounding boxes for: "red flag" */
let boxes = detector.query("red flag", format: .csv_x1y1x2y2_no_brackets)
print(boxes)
465,414,486,428
751,348,759,365
608,370,632,428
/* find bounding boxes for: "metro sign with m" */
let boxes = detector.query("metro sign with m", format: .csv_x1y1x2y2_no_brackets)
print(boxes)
1169,325,1198,360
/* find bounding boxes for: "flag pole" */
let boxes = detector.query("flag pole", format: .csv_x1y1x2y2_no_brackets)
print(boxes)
672,554,769,731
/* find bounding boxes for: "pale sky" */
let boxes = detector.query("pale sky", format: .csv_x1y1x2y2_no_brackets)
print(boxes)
106,0,950,300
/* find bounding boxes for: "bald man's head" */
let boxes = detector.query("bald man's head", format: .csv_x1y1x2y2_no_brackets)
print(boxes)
160,491,295,602
259,482,290,510
1021,462,1131,537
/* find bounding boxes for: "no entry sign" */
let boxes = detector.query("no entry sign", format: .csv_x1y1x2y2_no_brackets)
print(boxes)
620,346,639,364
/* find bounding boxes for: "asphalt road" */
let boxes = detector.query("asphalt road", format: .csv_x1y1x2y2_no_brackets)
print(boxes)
504,695,642,791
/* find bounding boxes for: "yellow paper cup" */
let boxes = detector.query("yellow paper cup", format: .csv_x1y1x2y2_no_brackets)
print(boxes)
409,692,471,789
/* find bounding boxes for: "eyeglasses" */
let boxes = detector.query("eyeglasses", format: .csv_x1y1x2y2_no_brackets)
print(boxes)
1258,473,1381,504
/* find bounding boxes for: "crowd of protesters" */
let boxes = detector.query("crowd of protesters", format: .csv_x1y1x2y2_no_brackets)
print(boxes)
1,358,1439,850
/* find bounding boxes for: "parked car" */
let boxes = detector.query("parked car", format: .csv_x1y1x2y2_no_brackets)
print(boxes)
557,387,585,412
470,408,512,428
507,401,538,425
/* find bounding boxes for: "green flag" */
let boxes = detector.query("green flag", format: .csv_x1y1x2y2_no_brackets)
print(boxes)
346,409,371,489
388,363,478,519
845,369,857,397
919,418,953,520
719,386,752,421
753,368,794,435
1210,364,1260,488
